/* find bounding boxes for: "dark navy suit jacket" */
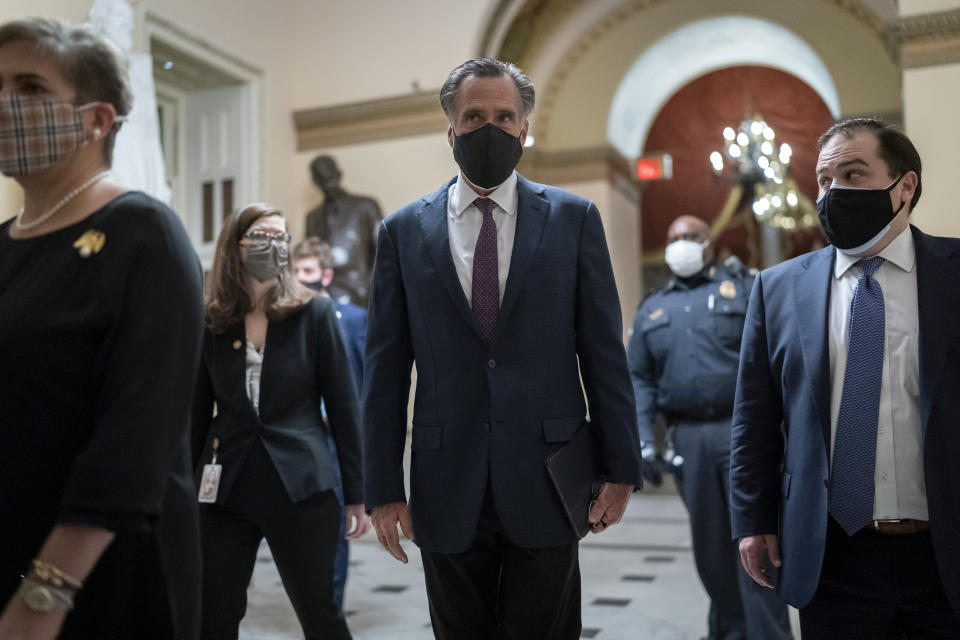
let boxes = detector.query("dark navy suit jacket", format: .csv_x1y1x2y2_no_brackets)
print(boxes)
363,174,643,554
730,225,960,615
333,299,366,392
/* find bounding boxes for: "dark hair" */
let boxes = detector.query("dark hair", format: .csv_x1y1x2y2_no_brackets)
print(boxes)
292,236,333,270
440,57,535,122
0,18,133,165
818,117,922,210
206,203,313,332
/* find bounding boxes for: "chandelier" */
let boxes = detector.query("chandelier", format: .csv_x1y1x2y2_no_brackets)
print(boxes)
710,115,816,231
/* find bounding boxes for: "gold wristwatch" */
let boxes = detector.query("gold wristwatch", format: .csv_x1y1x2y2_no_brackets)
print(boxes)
19,576,75,612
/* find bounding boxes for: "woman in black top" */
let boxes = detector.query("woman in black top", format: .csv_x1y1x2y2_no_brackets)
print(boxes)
0,18,203,640
192,203,366,640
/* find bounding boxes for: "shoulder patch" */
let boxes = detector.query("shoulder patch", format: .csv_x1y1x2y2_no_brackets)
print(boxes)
719,280,737,299
649,308,664,321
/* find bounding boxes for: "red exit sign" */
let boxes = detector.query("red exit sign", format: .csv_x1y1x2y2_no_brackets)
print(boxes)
636,154,673,181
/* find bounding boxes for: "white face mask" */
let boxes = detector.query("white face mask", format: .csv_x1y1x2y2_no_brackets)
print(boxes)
665,239,708,278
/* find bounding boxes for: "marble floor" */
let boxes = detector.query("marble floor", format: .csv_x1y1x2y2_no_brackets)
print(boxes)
239,492,801,639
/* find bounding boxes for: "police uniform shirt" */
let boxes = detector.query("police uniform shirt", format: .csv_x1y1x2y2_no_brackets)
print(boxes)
627,263,755,442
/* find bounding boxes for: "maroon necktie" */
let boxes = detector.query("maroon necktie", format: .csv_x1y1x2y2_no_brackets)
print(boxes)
471,197,499,343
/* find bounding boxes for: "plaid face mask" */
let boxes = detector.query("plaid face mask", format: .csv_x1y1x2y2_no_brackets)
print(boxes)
0,93,98,177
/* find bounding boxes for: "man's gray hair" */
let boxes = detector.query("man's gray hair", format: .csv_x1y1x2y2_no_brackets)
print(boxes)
440,58,535,122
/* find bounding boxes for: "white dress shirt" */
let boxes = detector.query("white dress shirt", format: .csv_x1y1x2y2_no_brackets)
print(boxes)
447,171,518,305
828,228,927,521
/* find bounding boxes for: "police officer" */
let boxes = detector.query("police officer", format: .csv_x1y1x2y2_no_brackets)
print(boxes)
627,215,791,640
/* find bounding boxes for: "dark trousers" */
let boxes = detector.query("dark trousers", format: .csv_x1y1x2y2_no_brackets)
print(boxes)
800,516,959,639
324,430,349,611
420,492,581,640
199,441,350,640
673,419,792,640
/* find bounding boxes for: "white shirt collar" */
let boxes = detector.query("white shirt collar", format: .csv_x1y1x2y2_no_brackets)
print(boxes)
451,171,518,217
834,226,916,278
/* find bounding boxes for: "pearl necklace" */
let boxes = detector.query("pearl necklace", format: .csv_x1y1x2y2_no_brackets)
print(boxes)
14,171,111,232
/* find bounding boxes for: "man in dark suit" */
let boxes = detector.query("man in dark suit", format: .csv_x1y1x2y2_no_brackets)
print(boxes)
293,237,366,390
292,237,369,611
730,117,960,638
363,58,643,639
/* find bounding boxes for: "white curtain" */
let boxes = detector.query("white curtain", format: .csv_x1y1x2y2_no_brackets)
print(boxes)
88,0,171,204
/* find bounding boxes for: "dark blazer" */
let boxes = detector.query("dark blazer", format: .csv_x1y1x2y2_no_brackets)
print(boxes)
363,174,643,554
192,296,363,505
333,299,366,392
729,225,960,615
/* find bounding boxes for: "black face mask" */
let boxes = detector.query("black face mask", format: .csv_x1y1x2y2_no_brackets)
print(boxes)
302,280,325,293
452,122,523,190
817,175,905,253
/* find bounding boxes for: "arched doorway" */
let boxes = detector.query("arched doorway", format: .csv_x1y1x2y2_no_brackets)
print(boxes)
638,65,834,287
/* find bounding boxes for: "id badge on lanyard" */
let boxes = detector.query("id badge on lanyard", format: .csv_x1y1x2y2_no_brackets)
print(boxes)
198,438,222,503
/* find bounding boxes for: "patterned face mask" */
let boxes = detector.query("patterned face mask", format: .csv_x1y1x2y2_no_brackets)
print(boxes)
0,94,99,177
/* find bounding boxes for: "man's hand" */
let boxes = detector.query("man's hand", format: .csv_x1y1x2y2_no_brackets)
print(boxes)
587,482,633,533
370,501,414,563
640,444,663,487
738,534,781,588
344,504,372,540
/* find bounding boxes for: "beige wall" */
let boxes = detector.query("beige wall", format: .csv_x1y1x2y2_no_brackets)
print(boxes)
903,62,960,238
900,0,960,14
900,0,960,238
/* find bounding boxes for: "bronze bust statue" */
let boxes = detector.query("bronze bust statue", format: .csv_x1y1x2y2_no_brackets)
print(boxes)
305,155,383,307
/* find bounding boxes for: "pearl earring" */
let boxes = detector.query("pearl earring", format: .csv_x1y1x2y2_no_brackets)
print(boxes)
93,128,102,140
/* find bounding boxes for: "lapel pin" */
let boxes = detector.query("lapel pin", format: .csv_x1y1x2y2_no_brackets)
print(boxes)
73,230,106,258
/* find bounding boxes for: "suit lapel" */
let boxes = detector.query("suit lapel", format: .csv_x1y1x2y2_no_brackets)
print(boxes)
793,248,834,452
913,226,960,437
416,179,483,339
221,324,261,421
494,176,549,344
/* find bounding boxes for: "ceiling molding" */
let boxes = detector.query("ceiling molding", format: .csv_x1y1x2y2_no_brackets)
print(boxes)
292,90,446,151
893,9,960,68
488,0,897,149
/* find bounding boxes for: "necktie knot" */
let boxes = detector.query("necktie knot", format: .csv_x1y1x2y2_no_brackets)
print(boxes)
856,256,885,279
474,197,496,219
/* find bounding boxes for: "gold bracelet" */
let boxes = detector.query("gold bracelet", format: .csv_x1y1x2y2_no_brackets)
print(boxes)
19,576,75,613
30,559,83,590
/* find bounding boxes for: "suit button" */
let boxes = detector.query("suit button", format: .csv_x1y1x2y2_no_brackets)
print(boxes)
232,340,242,350
481,422,490,433
487,359,496,369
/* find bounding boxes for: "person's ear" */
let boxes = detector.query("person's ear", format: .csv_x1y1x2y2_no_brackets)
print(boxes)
899,171,918,213
85,102,118,143
321,268,335,288
447,125,456,149
519,120,529,146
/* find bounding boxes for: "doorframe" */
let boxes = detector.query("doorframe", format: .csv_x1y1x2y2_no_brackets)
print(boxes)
154,80,187,223
133,8,266,228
